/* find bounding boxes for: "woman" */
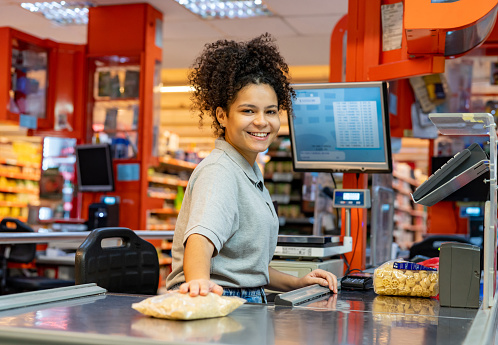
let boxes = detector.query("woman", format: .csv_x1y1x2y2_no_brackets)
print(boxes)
165,33,338,303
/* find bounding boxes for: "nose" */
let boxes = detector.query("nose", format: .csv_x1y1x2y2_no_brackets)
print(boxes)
253,111,269,127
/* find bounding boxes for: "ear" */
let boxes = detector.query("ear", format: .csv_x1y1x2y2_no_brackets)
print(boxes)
216,107,227,128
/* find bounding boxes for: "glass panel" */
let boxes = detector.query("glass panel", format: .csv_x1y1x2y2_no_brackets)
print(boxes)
10,39,48,119
429,113,495,135
89,56,141,159
152,61,161,157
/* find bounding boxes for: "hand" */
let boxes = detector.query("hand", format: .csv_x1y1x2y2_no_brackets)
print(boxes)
298,269,338,294
179,279,224,297
307,294,338,310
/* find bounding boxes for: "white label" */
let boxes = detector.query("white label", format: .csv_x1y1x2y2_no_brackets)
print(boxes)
381,2,403,51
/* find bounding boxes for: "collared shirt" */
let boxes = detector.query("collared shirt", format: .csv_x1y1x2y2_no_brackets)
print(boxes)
166,138,279,289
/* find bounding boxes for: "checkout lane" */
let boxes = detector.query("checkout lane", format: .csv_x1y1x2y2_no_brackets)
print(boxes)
0,288,482,345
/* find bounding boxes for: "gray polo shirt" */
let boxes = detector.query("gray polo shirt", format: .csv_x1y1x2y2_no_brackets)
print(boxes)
166,138,279,289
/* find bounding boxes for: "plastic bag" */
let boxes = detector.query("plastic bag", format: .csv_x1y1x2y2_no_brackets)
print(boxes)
372,295,439,325
373,260,439,297
132,292,246,320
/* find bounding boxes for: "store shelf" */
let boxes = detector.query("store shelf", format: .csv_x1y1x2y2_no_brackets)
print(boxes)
148,191,176,200
148,175,188,187
149,208,178,215
147,224,176,231
0,186,39,195
0,158,40,169
267,151,292,158
158,157,197,170
393,171,421,187
0,201,28,208
0,172,40,181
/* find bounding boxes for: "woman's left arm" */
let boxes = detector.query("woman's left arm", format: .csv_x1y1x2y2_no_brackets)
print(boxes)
267,267,338,293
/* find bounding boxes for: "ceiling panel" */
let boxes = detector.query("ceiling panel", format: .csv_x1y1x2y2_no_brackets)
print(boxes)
0,0,349,68
163,19,224,39
209,16,296,37
265,0,348,16
284,14,343,35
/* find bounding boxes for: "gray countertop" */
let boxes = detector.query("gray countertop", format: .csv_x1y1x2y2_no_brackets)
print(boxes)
0,289,484,345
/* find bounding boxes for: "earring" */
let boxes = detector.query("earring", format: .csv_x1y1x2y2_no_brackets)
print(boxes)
220,124,224,128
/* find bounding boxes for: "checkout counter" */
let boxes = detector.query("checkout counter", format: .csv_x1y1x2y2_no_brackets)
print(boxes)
0,283,492,345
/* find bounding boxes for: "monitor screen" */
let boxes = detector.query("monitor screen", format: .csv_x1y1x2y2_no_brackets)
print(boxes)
75,144,115,192
288,81,392,173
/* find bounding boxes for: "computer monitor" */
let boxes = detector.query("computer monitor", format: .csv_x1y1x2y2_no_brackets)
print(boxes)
75,143,115,192
288,81,392,173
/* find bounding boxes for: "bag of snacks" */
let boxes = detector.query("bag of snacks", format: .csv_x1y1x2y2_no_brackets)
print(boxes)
373,260,439,297
132,292,246,320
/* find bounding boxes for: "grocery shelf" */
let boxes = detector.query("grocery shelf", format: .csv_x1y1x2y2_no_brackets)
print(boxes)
0,172,40,181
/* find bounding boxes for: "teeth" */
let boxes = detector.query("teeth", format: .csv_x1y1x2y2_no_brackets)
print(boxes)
249,132,268,137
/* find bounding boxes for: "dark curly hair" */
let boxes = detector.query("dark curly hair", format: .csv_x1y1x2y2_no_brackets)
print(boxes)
188,33,295,137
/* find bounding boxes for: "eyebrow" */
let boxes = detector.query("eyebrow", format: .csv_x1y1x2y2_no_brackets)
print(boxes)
237,104,278,109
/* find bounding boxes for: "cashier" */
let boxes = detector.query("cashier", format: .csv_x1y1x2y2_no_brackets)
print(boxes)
165,33,338,303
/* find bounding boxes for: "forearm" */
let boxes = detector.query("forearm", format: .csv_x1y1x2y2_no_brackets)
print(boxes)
183,234,215,281
266,266,302,292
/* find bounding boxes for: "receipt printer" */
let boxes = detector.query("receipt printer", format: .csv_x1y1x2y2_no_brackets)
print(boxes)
439,242,481,308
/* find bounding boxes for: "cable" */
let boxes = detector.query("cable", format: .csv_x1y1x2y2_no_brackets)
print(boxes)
344,207,361,276
330,173,337,189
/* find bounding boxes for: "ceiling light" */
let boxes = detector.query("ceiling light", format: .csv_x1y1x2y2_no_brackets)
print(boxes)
174,0,273,19
20,1,94,25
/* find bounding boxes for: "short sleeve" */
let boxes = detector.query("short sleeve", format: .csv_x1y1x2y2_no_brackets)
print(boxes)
183,164,239,253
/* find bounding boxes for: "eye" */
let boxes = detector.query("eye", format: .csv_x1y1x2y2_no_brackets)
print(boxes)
241,108,254,114
266,109,278,115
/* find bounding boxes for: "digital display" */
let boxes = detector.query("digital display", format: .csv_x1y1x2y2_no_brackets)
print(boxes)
288,82,392,173
343,193,360,201
76,144,115,192
332,189,371,209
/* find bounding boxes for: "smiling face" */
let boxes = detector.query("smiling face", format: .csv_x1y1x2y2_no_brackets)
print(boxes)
216,83,280,165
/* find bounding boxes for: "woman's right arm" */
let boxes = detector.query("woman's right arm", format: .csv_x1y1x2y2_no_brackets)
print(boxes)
180,233,223,296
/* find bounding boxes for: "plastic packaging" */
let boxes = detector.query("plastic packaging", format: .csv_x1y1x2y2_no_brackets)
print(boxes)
373,260,439,297
132,292,246,320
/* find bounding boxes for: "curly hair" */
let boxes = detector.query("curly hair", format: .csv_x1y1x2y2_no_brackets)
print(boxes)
188,33,295,137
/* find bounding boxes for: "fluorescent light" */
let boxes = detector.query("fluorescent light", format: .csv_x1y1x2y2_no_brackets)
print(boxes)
160,86,195,93
20,1,94,25
174,0,273,19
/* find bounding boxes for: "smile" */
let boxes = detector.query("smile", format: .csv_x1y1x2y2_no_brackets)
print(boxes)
248,132,269,138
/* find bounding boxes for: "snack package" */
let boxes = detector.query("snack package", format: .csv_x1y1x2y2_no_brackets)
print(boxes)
373,260,439,297
372,295,439,325
132,292,246,320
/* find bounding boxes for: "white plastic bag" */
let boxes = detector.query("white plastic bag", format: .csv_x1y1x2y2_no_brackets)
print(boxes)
132,292,246,320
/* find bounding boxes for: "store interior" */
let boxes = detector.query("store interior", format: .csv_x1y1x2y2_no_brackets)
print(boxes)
0,1,497,277
1,1,498,344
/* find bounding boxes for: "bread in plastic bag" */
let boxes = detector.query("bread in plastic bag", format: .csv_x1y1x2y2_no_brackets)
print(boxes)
132,292,246,320
373,260,439,297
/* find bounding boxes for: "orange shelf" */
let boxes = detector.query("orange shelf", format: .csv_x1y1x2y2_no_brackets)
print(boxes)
0,186,39,194
0,158,40,169
149,208,178,215
159,157,197,170
0,172,40,181
148,175,188,187
147,224,176,231
0,201,29,208
148,191,176,200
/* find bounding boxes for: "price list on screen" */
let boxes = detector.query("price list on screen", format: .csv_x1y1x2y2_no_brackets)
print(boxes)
332,101,380,148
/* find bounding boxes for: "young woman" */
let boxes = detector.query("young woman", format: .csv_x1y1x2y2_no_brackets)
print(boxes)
165,33,338,303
